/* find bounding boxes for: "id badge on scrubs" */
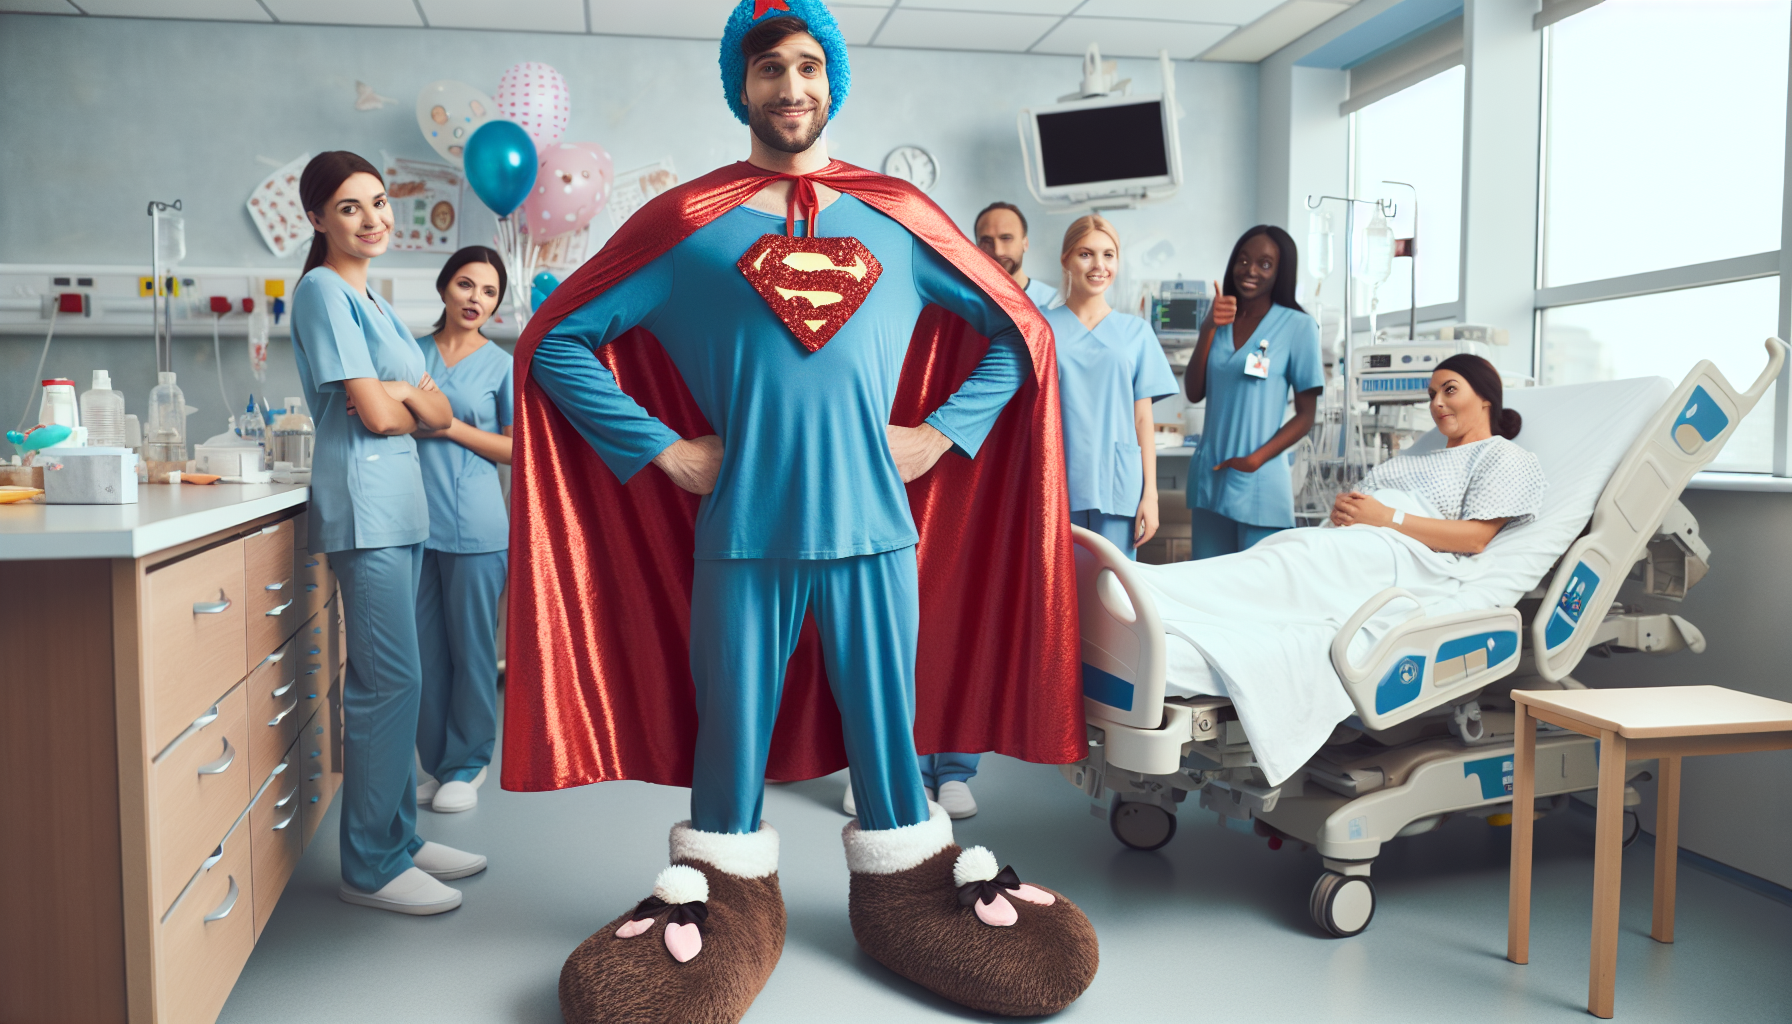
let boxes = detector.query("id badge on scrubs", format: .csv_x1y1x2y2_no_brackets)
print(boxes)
1243,339,1270,379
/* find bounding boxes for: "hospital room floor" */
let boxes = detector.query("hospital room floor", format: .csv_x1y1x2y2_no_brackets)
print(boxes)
222,713,1792,1024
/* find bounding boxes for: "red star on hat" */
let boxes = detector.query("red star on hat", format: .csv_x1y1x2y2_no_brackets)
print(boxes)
753,0,791,17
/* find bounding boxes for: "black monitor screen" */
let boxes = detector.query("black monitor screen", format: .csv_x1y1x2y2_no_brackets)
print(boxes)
1159,298,1205,332
1036,101,1169,188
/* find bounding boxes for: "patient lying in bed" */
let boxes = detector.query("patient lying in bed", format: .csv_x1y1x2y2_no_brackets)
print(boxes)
1131,356,1546,784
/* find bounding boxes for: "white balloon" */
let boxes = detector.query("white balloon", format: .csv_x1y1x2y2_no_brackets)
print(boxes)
416,80,495,167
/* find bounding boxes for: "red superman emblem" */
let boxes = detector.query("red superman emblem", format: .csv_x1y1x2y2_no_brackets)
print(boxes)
736,235,882,352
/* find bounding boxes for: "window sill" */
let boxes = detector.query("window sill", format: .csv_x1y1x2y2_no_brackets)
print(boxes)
1687,471,1792,493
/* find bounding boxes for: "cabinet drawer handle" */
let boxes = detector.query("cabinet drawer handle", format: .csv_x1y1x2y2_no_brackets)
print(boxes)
305,583,319,592
201,844,224,872
196,737,236,776
272,806,299,831
260,523,282,535
267,698,298,727
262,649,286,666
304,665,320,676
305,559,319,568
272,679,294,698
193,596,232,615
265,578,289,591
203,876,240,923
275,783,298,808
265,598,294,617
307,771,322,782
307,647,320,655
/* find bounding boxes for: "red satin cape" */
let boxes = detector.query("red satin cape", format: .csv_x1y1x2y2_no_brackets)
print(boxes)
501,160,1080,792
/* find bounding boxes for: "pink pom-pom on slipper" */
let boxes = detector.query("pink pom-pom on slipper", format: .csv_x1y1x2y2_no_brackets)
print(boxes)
665,921,703,962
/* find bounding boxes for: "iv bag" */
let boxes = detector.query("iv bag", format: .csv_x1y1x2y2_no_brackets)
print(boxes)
153,209,186,267
1306,210,1335,281
1362,212,1395,285
246,307,270,382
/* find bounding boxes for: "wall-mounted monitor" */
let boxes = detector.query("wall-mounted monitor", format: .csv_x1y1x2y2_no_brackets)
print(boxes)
1020,92,1182,209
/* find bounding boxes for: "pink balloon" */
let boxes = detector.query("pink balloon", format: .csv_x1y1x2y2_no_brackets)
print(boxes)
522,142,613,240
494,62,570,150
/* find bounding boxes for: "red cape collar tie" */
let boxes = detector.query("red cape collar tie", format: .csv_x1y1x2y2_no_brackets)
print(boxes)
737,172,882,351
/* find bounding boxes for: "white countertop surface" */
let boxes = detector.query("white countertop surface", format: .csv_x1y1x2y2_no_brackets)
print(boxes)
0,483,309,560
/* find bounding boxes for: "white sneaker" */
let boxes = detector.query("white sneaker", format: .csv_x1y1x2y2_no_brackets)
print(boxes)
339,867,461,915
428,766,486,813
416,778,440,807
412,841,487,880
842,785,936,817
937,780,978,819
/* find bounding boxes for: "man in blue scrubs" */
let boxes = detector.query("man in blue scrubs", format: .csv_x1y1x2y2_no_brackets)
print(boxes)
975,201,1058,310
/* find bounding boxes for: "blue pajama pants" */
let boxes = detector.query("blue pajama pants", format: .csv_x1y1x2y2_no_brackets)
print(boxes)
920,752,981,789
415,548,507,785
1189,507,1283,559
1071,508,1136,560
332,544,428,892
690,547,931,835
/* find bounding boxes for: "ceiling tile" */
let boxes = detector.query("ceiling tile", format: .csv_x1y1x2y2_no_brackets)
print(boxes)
74,0,272,20
587,0,738,40
873,9,1059,51
261,0,423,27
1074,0,1283,24
899,0,1078,13
0,0,81,13
1199,0,1350,62
1034,15,1234,58
420,0,585,33
830,5,890,46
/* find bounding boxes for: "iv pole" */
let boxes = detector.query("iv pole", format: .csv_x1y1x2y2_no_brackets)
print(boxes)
147,199,182,375
1306,192,1397,473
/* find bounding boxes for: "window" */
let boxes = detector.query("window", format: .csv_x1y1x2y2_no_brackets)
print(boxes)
1352,64,1466,314
1540,277,1780,471
1543,0,1790,286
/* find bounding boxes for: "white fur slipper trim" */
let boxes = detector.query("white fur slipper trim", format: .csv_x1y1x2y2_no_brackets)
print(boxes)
652,864,710,906
669,820,780,879
842,802,953,875
952,845,1000,888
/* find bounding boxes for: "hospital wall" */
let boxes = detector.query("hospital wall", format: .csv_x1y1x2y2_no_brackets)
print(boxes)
0,12,1257,435
1574,488,1792,890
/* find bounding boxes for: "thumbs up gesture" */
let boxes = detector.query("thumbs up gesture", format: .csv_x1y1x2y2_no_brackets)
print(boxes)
1210,280,1236,327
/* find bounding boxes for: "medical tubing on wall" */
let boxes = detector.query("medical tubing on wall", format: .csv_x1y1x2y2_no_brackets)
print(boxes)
14,308,58,432
212,315,231,415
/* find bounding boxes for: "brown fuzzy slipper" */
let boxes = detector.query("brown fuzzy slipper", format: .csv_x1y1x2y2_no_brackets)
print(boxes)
560,822,785,1024
845,805,1099,1017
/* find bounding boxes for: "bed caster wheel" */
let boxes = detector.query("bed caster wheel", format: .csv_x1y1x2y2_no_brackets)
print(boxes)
1109,798,1176,851
1309,871,1375,938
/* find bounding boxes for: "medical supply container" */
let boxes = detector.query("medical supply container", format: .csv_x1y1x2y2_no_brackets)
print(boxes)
79,370,126,448
144,371,193,478
41,446,138,504
272,397,315,470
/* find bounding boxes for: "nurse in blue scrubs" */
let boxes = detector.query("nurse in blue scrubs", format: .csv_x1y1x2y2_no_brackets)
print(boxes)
411,246,514,815
1183,225,1323,558
1046,214,1179,559
290,151,485,916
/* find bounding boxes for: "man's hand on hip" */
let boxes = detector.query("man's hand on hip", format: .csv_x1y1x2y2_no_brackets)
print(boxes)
653,435,724,495
886,423,953,483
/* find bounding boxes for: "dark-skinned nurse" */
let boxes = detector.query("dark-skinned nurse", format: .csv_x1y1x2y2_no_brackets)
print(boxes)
1184,225,1322,558
290,151,486,916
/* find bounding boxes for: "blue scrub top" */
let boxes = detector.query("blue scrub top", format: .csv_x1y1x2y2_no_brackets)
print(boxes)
416,337,514,554
1023,276,1059,310
291,267,430,554
1046,307,1178,516
1188,303,1323,528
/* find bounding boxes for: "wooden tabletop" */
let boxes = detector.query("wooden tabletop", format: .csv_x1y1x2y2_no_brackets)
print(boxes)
1512,685,1792,739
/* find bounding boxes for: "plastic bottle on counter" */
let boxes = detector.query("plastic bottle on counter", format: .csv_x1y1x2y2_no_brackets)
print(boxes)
271,396,315,470
238,396,266,463
80,370,127,448
143,372,193,478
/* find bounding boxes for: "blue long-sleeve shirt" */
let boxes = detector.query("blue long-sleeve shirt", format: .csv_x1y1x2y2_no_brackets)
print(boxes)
532,195,1028,561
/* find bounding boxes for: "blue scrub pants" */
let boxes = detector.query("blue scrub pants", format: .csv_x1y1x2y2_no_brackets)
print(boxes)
1071,508,1136,560
332,543,428,892
1189,507,1283,559
415,548,507,785
919,752,980,789
690,547,931,835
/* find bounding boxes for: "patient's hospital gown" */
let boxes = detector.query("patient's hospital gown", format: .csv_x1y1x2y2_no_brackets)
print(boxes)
1132,436,1546,785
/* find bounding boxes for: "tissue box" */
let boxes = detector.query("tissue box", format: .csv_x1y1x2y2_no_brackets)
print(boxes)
195,444,263,477
41,447,139,504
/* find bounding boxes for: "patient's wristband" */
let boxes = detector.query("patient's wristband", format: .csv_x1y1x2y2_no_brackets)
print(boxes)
1391,509,1406,527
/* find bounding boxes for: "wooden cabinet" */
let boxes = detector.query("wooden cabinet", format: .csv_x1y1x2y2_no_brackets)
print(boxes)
0,504,342,1024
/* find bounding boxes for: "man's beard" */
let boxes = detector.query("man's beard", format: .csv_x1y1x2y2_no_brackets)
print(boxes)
994,254,1020,274
748,100,828,155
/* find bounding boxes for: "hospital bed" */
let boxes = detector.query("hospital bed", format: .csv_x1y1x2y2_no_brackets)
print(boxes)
1061,339,1786,937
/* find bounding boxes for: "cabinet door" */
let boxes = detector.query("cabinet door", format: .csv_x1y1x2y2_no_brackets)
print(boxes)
144,539,247,754
298,709,339,851
244,518,299,663
150,684,251,917
243,634,304,789
248,740,303,940
155,823,254,1024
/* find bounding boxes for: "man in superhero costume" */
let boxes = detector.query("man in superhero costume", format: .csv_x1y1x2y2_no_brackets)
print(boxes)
505,2,1097,1020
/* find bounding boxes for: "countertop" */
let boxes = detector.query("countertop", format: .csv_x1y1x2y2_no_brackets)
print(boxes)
0,482,309,560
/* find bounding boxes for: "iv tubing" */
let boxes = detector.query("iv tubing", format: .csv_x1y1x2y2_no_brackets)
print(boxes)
14,307,59,432
213,315,231,415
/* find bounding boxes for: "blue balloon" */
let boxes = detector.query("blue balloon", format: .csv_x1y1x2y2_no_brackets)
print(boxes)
463,120,537,217
530,271,560,312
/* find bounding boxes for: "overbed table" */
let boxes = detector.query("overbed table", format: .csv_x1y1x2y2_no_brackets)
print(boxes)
1505,685,1792,1018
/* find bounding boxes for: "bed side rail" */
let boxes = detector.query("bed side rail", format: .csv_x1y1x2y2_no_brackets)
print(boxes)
1331,589,1524,731
1069,525,1168,731
1532,337,1786,682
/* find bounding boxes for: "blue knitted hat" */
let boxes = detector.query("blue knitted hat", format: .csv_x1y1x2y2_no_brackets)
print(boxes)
720,0,851,126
